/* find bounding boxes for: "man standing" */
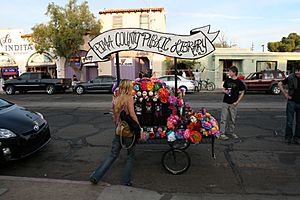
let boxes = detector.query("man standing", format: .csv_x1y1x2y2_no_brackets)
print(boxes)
220,66,245,140
278,66,300,144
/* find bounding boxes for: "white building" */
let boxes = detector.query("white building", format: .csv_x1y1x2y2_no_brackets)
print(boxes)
197,48,300,88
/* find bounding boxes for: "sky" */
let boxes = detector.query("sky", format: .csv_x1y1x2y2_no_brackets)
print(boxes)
1,0,300,51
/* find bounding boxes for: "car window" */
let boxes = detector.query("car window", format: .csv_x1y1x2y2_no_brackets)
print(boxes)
30,73,40,80
275,71,284,79
92,77,101,83
20,73,30,80
160,77,168,82
249,73,262,80
264,72,274,80
102,77,113,82
0,99,13,109
168,76,175,81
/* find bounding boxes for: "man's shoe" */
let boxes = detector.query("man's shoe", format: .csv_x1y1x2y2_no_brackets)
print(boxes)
285,138,292,144
231,133,239,139
219,134,229,140
90,176,98,184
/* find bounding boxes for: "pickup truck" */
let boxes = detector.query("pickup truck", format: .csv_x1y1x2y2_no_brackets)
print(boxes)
2,72,72,95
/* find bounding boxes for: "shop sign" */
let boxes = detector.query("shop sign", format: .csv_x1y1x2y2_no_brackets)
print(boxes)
0,30,35,54
86,25,219,62
1,67,18,76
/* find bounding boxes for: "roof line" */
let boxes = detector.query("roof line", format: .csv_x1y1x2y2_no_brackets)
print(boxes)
99,7,164,15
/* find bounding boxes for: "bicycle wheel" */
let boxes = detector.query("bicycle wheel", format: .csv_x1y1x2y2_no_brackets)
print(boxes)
168,139,191,150
207,82,215,91
201,81,207,90
162,149,191,175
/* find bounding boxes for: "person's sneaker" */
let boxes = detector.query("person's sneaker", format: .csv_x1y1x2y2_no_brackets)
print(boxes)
124,182,133,187
231,133,239,139
219,134,229,140
285,138,292,144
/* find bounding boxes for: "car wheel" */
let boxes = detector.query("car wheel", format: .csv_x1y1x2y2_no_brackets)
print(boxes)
179,86,188,94
75,86,84,95
5,85,15,95
271,85,281,95
46,85,55,95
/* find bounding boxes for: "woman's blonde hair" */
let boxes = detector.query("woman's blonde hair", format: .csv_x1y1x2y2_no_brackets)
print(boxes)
114,79,132,113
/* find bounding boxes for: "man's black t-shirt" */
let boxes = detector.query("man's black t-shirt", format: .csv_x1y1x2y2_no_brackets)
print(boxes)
223,78,245,104
282,76,300,104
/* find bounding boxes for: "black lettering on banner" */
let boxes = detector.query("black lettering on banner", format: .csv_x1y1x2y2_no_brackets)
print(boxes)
141,32,151,46
93,35,114,54
170,38,208,57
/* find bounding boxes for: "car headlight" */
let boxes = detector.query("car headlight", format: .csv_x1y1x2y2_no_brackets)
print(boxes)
36,112,44,119
0,129,16,139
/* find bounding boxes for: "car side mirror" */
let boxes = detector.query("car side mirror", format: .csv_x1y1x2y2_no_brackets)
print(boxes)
89,80,93,83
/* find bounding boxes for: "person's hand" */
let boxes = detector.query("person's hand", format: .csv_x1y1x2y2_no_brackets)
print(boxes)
284,93,292,100
233,102,238,106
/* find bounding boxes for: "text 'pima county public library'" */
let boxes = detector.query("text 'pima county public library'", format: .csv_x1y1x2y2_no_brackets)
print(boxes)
1,7,300,88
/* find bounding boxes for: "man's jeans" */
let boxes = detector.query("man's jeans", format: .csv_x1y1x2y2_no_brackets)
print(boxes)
90,135,135,185
220,103,237,135
285,101,300,139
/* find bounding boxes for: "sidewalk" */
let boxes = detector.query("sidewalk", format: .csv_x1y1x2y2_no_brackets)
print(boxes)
0,176,298,200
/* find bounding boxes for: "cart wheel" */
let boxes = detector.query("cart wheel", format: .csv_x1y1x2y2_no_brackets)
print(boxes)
168,139,190,150
162,149,190,175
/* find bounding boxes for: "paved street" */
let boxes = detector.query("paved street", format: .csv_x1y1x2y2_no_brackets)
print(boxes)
0,91,299,197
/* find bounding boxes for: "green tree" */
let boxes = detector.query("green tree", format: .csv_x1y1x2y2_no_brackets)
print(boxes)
30,0,101,78
268,33,300,52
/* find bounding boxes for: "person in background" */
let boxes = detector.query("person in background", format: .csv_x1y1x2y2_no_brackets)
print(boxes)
72,74,78,81
219,66,245,140
192,69,201,82
182,70,187,78
278,66,300,144
90,79,140,186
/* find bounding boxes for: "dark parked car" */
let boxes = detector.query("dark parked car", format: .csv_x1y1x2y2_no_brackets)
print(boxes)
242,70,286,95
0,98,51,162
74,75,117,95
2,72,72,95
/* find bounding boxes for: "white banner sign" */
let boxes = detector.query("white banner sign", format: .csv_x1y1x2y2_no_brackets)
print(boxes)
86,25,219,62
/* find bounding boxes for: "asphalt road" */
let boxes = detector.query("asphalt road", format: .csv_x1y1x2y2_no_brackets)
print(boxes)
0,91,299,196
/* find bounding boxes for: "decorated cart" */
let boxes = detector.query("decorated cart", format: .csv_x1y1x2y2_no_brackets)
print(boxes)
85,25,220,174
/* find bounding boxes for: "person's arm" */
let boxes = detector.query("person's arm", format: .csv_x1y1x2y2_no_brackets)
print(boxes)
127,97,140,126
278,81,291,100
233,91,245,106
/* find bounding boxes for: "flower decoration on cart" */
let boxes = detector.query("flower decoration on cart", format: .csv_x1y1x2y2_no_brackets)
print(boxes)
113,77,219,143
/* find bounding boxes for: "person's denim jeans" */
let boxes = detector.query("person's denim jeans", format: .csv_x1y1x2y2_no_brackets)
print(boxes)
285,101,300,139
90,135,135,185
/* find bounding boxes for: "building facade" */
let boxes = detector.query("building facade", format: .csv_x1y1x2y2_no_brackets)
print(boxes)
98,7,167,80
196,48,300,88
0,29,58,79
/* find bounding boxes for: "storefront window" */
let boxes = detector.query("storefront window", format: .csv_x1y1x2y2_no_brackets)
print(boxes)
256,61,277,72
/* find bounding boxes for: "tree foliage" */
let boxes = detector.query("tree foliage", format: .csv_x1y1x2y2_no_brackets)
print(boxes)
213,33,237,48
163,58,201,75
31,0,101,59
268,33,300,52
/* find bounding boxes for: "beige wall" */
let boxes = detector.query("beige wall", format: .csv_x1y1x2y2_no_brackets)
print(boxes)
99,8,167,76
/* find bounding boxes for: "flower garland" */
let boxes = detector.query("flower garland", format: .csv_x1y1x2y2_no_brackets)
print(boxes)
113,77,219,143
